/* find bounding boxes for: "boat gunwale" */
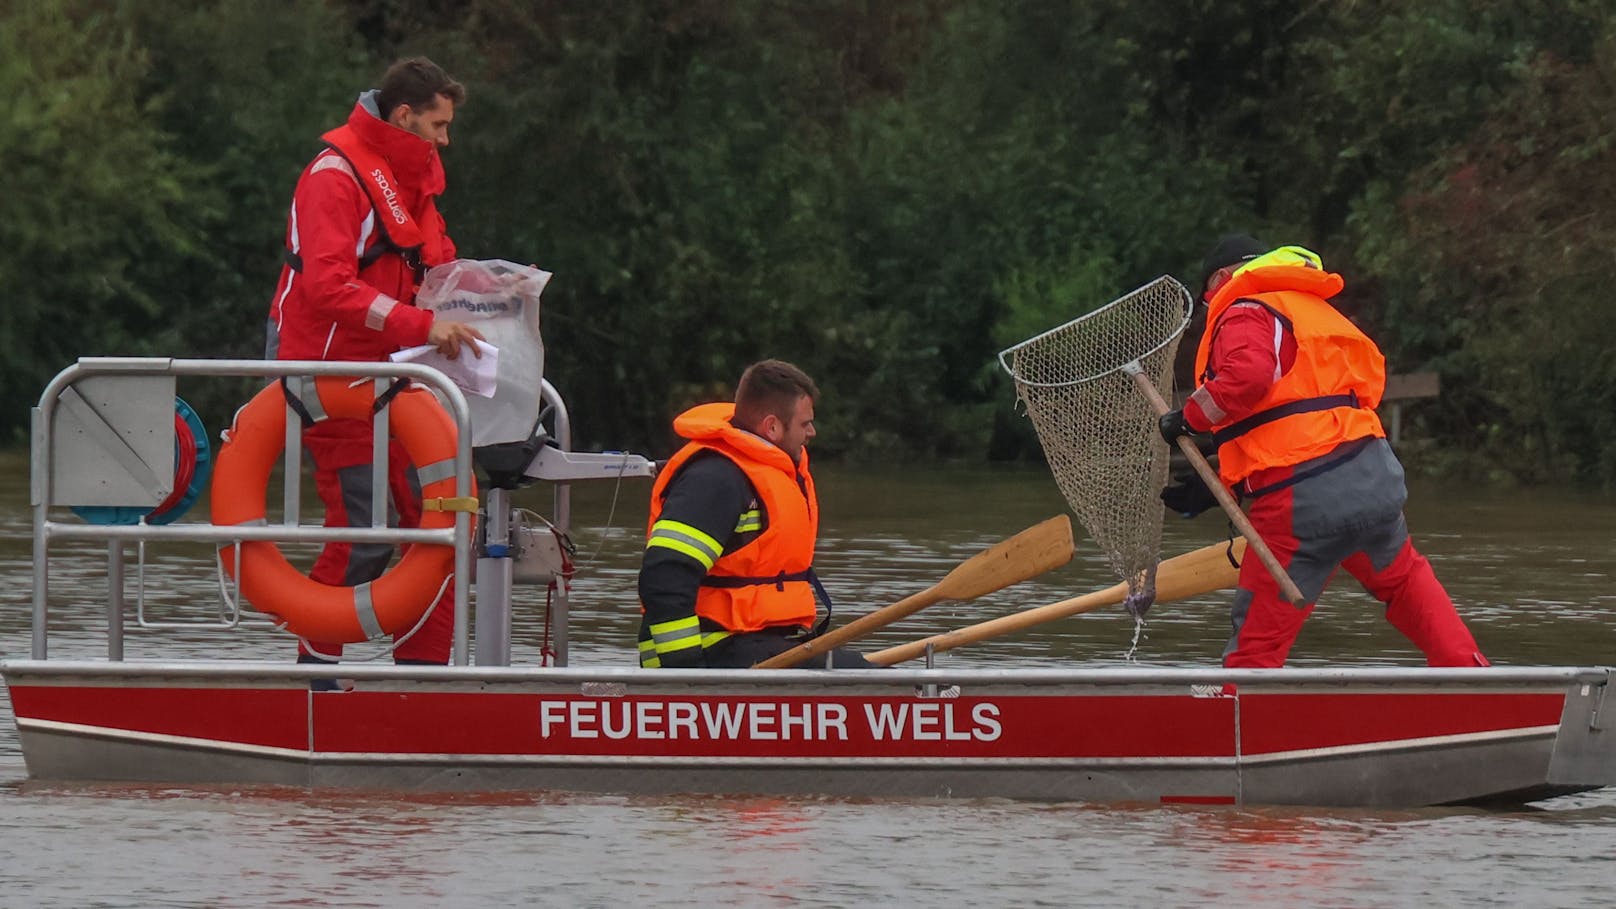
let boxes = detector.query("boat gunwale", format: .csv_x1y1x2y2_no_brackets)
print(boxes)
3,659,1609,689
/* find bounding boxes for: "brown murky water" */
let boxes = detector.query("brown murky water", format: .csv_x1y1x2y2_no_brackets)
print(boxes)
3,453,1614,907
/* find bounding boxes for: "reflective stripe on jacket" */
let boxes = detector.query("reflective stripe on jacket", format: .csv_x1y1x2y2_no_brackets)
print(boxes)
646,402,819,634
1193,247,1387,487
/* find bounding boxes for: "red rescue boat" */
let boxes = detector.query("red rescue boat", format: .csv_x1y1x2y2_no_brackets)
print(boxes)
6,662,1611,806
6,358,1613,807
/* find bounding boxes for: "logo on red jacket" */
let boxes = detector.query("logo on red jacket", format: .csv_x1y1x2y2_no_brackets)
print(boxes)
370,168,409,225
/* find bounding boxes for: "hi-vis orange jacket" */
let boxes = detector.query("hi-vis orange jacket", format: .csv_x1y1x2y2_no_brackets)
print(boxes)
647,403,819,633
1193,247,1387,488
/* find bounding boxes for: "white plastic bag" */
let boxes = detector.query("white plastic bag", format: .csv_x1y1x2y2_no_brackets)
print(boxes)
415,259,551,446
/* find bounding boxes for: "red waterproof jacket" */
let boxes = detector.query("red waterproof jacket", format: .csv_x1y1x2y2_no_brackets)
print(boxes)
268,92,456,362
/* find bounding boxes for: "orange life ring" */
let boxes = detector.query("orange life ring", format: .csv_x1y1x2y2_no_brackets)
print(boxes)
211,377,474,644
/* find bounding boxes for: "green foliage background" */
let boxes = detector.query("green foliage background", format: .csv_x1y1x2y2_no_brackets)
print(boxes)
4,0,1613,483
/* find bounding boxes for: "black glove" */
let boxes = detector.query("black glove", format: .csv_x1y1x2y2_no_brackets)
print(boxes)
1161,472,1219,518
1158,409,1194,445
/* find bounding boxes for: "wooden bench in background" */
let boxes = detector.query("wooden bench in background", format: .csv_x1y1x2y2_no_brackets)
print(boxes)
1381,371,1440,447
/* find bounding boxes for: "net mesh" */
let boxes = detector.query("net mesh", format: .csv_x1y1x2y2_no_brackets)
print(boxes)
998,276,1192,613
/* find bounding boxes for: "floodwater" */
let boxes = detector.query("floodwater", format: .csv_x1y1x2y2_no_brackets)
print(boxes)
3,450,1615,907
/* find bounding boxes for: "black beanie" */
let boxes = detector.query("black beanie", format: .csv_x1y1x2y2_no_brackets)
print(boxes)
1197,233,1267,295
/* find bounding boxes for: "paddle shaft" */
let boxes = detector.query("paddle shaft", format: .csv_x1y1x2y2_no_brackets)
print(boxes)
1129,368,1306,606
752,514,1074,669
867,538,1245,665
756,587,946,669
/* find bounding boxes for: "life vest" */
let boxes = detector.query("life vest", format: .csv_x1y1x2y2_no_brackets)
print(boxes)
303,124,448,280
211,376,475,643
1194,247,1386,487
647,402,819,633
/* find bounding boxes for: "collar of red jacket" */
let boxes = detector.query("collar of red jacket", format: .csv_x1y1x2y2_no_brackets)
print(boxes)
345,92,446,196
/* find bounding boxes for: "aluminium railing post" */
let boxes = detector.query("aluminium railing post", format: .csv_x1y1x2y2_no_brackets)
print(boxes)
30,402,51,660
282,381,301,525
107,541,125,660
371,377,390,532
451,380,474,667
541,380,572,667
474,487,513,666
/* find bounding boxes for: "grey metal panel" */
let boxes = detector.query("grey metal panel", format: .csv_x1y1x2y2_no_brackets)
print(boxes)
1241,735,1559,807
1548,670,1616,787
305,763,1238,803
18,729,314,787
51,376,176,507
19,725,1236,801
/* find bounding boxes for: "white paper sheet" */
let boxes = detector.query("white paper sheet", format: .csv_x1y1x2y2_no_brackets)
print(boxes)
388,339,500,398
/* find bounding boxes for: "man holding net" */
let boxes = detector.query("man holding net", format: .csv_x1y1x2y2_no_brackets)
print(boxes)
1158,235,1489,668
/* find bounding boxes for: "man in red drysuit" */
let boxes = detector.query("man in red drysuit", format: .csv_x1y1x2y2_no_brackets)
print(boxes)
1158,235,1489,668
267,57,483,673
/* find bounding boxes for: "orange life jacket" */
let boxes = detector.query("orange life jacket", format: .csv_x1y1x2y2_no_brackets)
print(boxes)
647,403,819,632
1194,251,1386,487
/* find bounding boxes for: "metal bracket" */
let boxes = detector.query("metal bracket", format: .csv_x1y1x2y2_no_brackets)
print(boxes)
524,446,657,482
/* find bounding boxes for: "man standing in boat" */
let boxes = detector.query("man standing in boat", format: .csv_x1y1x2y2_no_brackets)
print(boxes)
1158,235,1489,668
266,57,484,671
638,359,874,669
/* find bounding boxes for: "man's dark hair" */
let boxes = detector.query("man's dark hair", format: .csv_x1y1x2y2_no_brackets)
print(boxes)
734,359,818,431
377,57,466,118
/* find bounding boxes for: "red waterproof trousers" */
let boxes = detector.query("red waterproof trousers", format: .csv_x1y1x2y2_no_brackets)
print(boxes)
1223,441,1489,668
297,420,454,664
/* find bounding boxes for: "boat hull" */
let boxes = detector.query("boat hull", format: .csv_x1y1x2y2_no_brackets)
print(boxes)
5,663,1611,807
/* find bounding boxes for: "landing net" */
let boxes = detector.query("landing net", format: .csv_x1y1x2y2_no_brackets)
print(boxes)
998,275,1193,614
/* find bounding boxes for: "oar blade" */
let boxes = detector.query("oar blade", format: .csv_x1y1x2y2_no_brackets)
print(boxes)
1156,537,1245,600
869,538,1245,665
751,515,1074,669
932,514,1074,602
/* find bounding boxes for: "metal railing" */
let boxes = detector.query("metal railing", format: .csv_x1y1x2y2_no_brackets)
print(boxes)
30,358,478,664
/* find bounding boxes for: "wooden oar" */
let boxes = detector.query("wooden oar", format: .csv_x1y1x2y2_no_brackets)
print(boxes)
1125,364,1306,605
751,514,1075,669
866,538,1245,665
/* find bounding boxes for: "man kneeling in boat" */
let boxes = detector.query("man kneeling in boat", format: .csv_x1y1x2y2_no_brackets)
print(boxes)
638,359,875,669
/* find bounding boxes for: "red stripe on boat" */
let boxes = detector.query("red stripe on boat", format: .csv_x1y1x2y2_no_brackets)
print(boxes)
1239,692,1563,754
10,686,308,750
